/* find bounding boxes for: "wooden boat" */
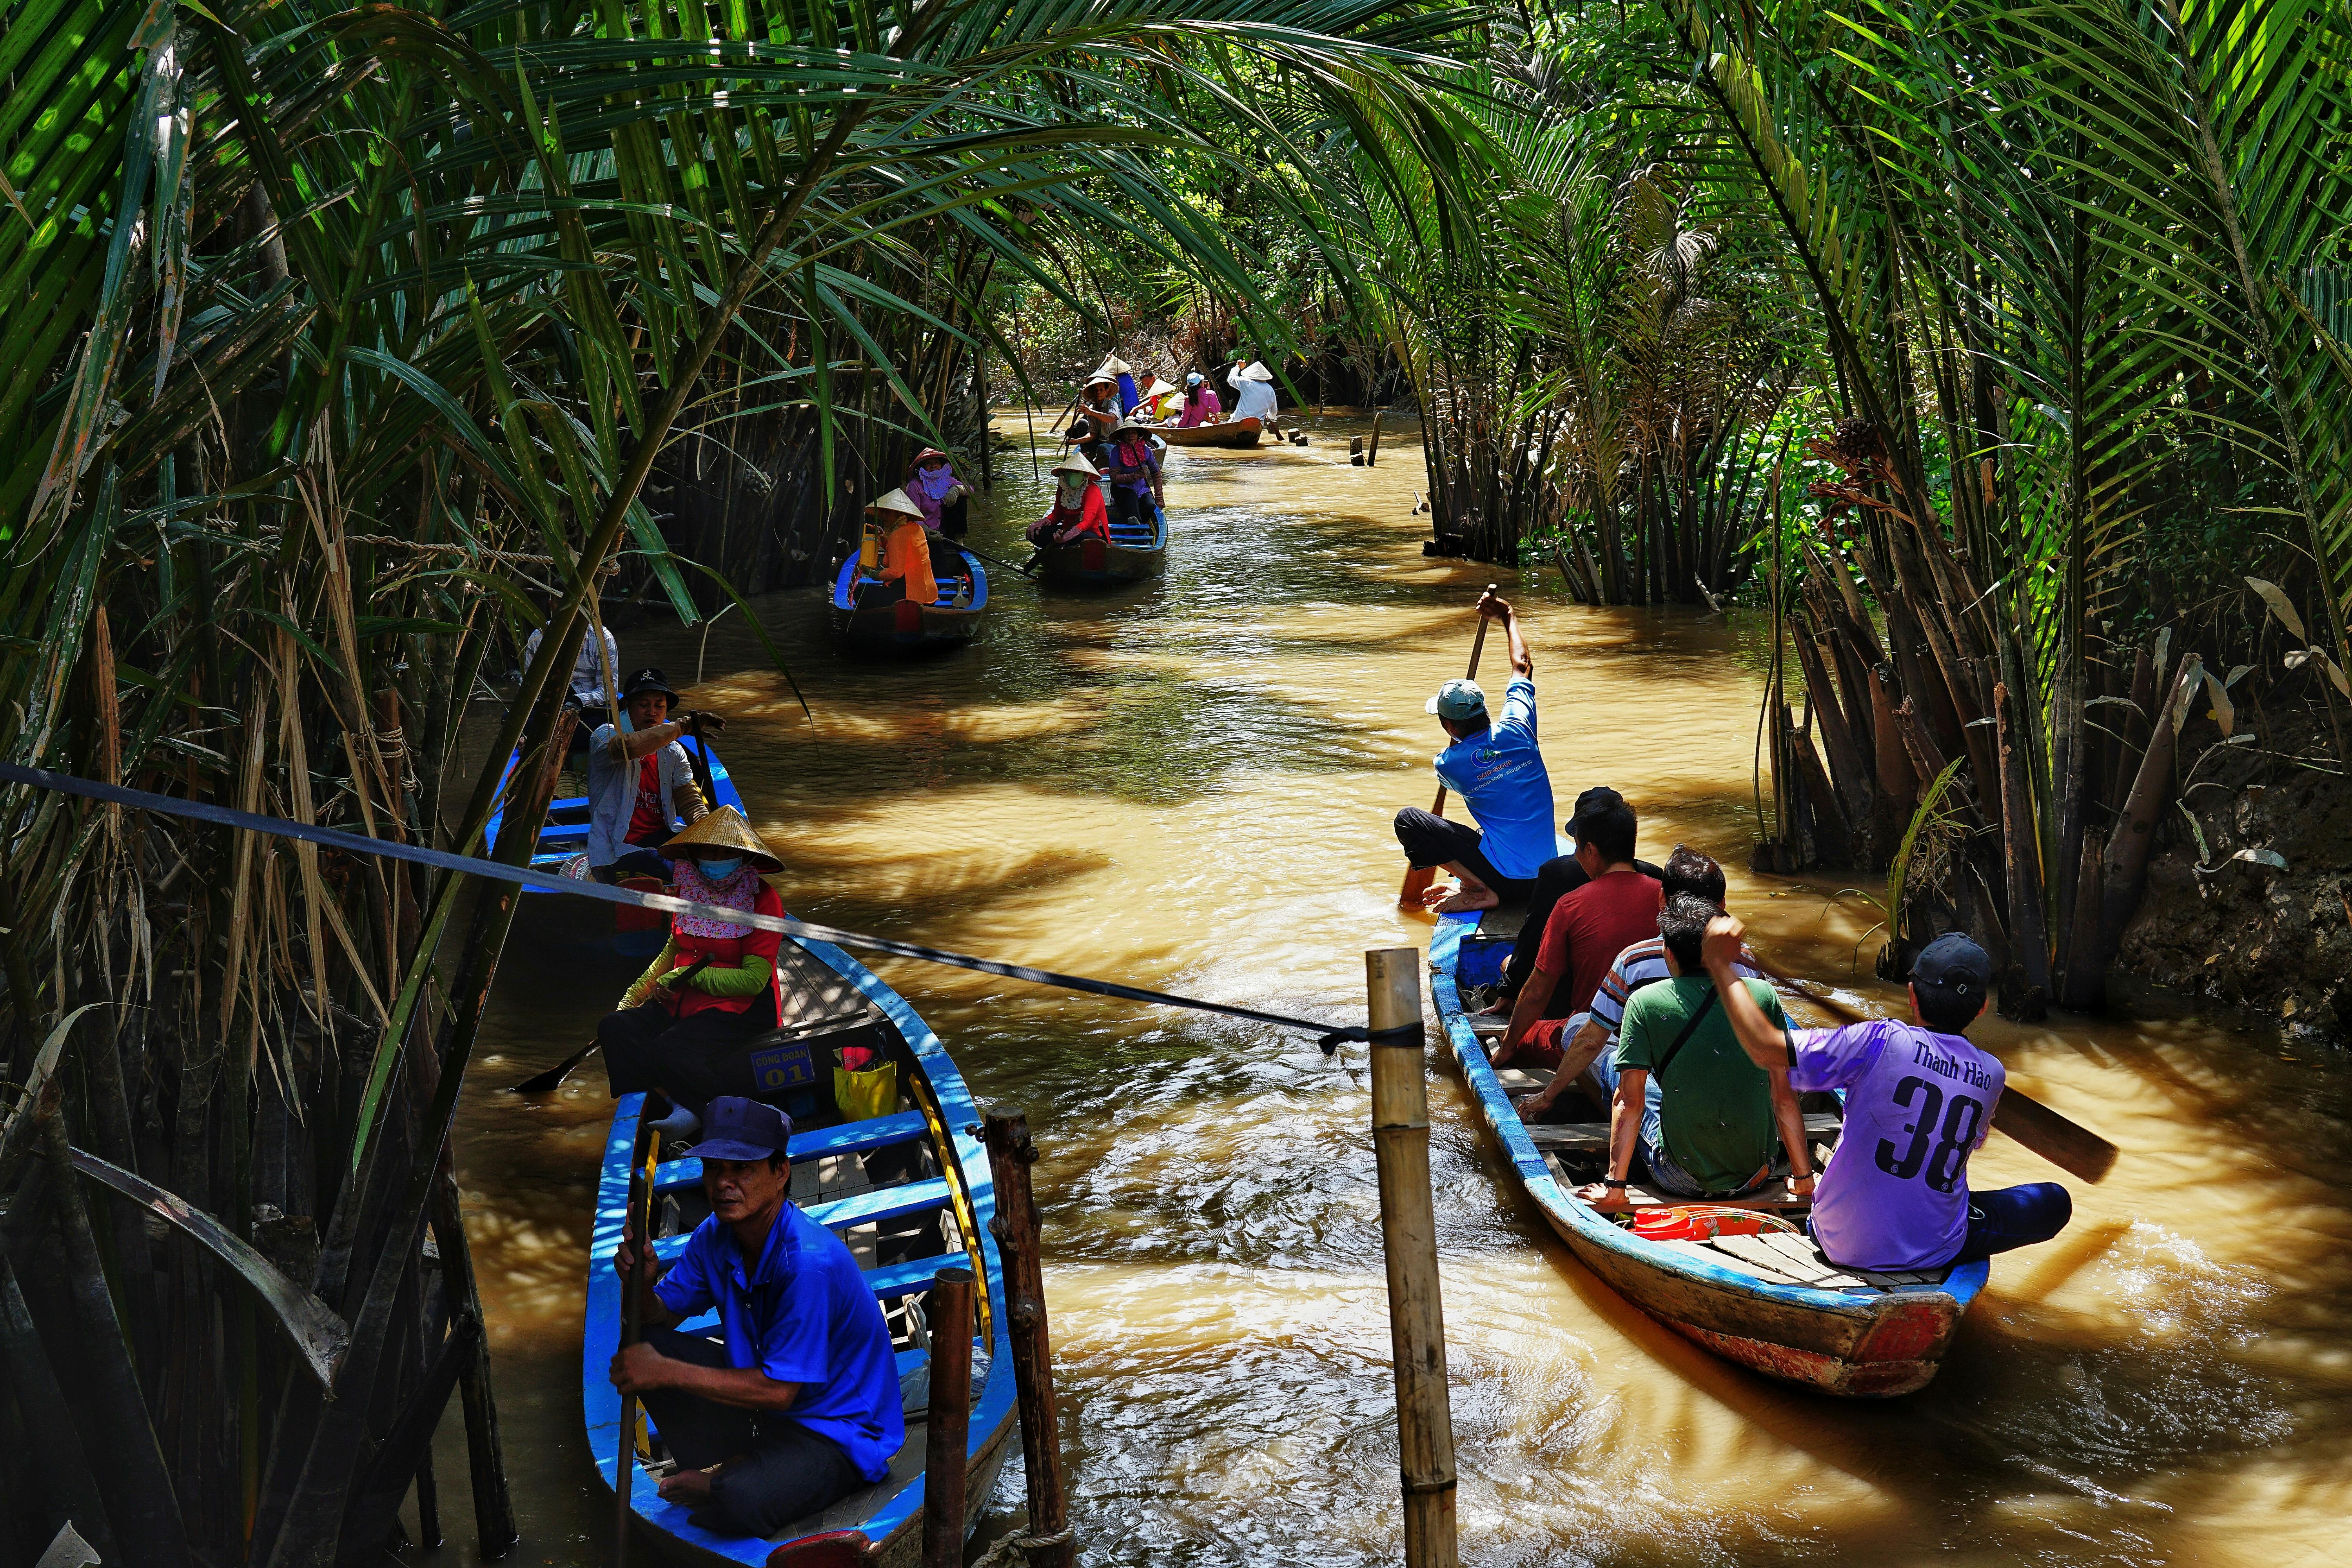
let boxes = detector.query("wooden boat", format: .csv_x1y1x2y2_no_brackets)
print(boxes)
830,544,989,651
1036,502,1167,586
486,737,745,956
584,936,1020,1566
1151,416,1261,449
1427,909,1990,1397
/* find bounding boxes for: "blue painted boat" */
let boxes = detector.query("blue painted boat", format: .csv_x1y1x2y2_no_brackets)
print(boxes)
485,736,744,956
1428,911,1990,1397
1035,503,1167,586
585,936,1020,1565
830,545,988,651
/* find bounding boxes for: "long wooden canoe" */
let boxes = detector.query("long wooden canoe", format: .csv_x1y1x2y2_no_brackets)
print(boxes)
585,936,1020,1566
1151,416,1261,449
1036,502,1167,586
1428,911,1990,1397
830,544,989,651
486,737,745,956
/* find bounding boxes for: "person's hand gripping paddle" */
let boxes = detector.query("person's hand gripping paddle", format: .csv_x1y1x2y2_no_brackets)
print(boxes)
1399,584,1500,908
1751,954,2118,1184
510,958,711,1093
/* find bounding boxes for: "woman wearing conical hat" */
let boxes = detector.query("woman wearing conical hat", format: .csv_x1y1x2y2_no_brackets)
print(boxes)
904,446,972,539
598,807,789,1131
1229,358,1281,436
1027,452,1111,548
863,487,936,610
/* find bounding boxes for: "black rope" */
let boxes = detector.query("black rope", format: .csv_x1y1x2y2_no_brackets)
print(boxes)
0,763,1379,1053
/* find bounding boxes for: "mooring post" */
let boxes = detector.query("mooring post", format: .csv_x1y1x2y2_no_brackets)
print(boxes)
1369,410,1385,467
981,1111,1074,1568
920,1266,977,1568
1365,947,1459,1568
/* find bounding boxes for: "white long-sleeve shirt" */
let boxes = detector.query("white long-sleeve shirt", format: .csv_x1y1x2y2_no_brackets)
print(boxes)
523,626,621,705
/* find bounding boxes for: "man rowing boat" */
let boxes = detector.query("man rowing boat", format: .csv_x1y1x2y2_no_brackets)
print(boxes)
1390,590,1554,913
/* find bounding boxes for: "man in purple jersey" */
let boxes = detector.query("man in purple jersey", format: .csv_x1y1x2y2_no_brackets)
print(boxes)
1703,922,2073,1274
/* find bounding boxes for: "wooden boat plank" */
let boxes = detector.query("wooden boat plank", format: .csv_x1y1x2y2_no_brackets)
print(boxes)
1523,1111,1842,1156
1709,1234,1873,1290
652,1111,933,1192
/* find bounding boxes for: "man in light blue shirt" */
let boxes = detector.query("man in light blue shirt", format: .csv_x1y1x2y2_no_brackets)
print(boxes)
1392,590,1555,912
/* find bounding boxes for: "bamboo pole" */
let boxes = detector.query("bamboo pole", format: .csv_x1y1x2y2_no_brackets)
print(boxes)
919,1266,976,1568
612,1115,659,1568
980,1112,1073,1568
1369,410,1385,466
1364,949,1458,1568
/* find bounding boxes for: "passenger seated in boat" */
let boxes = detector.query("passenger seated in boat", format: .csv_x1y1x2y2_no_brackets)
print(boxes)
1027,454,1111,547
1076,373,1121,442
1490,785,1664,1013
1516,846,1760,1122
1230,359,1280,435
1576,894,1816,1210
1176,372,1221,427
1103,416,1161,529
587,666,719,884
609,1096,905,1537
1142,376,1181,421
905,447,972,539
1391,590,1553,915
522,610,621,753
864,488,936,608
1706,922,2073,1272
597,809,788,1125
1487,798,1657,1068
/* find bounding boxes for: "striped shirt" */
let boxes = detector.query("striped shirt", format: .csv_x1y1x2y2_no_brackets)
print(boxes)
1589,936,1763,1041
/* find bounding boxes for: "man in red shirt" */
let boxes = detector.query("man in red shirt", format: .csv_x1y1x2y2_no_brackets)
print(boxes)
1488,801,1660,1069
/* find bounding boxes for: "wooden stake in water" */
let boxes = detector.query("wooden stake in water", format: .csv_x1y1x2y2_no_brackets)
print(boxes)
982,1111,1074,1568
613,1113,660,1568
1365,948,1459,1568
920,1265,977,1568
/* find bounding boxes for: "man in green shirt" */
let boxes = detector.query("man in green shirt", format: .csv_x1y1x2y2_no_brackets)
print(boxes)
1577,893,1816,1210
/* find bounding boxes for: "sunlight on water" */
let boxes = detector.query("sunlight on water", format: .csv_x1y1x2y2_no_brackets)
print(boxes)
425,413,2352,1568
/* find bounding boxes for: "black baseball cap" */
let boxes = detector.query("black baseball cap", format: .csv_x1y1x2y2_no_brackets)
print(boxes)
1910,933,1991,1008
621,666,677,701
689,1096,793,1162
1568,785,1627,836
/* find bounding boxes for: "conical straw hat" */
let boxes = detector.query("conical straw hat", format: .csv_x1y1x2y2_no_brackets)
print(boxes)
1145,377,1176,397
662,806,783,873
1050,452,1098,477
1237,359,1274,382
866,486,925,519
1092,356,1132,379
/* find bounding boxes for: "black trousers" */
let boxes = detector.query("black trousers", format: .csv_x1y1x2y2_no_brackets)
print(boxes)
638,1327,870,1537
599,991,780,1118
939,493,969,539
1391,807,1534,903
1108,484,1150,528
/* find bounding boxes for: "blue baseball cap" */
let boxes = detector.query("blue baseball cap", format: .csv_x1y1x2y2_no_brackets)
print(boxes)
1186,372,1204,386
1425,679,1487,721
690,1096,793,1162
1910,932,1991,1007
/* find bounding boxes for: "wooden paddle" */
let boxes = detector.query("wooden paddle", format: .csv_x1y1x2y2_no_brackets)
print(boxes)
1398,584,1500,908
1752,957,2118,1184
509,959,710,1093
613,1107,662,1567
957,541,1038,579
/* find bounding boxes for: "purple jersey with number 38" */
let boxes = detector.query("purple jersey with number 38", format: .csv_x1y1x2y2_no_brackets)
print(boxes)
1789,1020,2006,1272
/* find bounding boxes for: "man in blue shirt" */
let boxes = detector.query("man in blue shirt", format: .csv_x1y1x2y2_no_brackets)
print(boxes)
610,1097,905,1537
1392,590,1555,912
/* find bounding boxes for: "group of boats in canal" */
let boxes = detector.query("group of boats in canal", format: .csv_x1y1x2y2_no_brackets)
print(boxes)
503,405,2036,1564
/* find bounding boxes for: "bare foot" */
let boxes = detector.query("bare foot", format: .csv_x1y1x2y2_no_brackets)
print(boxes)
1428,884,1499,914
1417,880,1458,909
1477,995,1511,1016
658,1468,718,1506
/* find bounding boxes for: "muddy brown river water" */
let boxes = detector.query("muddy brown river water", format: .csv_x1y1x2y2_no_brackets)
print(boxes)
418,413,2352,1568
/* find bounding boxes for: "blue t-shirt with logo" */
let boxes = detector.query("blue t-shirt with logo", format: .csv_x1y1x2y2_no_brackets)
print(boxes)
655,1200,905,1480
1432,675,1555,880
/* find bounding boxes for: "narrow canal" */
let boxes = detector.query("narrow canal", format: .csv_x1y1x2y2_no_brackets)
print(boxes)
429,416,2352,1567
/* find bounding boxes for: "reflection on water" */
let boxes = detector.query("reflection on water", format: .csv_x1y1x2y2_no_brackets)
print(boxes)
425,414,2352,1568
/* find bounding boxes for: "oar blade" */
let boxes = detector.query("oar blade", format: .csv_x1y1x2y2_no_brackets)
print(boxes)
510,1042,595,1094
1991,1088,2118,1184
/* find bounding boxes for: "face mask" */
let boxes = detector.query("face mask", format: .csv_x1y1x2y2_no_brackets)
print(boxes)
1059,475,1087,501
696,856,743,880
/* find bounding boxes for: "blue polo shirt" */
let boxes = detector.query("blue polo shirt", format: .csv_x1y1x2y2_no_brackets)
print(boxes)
655,1201,904,1481
1432,675,1555,880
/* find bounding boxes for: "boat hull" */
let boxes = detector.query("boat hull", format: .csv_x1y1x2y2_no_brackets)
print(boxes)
830,549,989,651
1036,506,1167,585
1151,416,1261,449
1427,916,1987,1397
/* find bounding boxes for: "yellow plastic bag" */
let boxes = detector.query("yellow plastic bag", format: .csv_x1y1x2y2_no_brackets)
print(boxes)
833,1058,898,1122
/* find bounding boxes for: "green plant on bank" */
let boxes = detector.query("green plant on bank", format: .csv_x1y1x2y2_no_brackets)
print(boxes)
0,2,1476,1563
1648,0,2352,1014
